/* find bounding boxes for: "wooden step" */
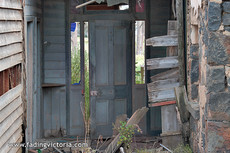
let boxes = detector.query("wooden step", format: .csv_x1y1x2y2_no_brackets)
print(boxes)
148,89,175,103
150,68,179,82
147,56,178,70
146,35,178,47
147,78,179,92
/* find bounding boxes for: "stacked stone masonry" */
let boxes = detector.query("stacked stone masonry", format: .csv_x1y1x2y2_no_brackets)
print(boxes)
187,0,230,152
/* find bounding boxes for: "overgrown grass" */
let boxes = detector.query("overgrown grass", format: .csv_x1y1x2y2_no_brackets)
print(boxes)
71,47,81,85
173,144,193,153
135,54,145,84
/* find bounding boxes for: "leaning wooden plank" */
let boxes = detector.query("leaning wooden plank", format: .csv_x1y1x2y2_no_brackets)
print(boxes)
0,32,22,47
0,9,22,20
0,96,22,123
0,43,23,60
0,116,22,148
150,68,179,82
0,53,22,72
0,0,22,10
147,78,179,92
0,21,22,34
147,56,178,70
0,127,22,153
105,107,149,153
146,35,178,47
174,86,190,123
0,84,22,111
148,89,175,103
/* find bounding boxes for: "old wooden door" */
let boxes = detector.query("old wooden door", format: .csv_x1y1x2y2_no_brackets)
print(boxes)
89,20,132,138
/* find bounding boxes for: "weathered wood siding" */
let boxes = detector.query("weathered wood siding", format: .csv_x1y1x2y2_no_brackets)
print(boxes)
42,0,67,138
43,0,66,84
0,0,24,152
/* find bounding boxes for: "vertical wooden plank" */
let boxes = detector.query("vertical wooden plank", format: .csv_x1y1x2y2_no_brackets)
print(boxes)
43,88,52,137
176,0,185,86
0,71,3,96
3,70,9,93
167,21,178,56
51,88,60,136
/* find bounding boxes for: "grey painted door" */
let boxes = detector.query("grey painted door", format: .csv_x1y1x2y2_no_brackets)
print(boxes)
89,20,132,138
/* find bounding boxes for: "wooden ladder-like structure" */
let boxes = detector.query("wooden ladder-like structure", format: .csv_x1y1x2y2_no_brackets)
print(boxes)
146,20,179,107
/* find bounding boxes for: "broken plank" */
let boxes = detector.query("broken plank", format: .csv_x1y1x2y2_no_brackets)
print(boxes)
105,107,149,153
147,56,178,70
148,89,175,103
147,78,179,92
146,35,178,47
149,100,176,107
150,68,179,82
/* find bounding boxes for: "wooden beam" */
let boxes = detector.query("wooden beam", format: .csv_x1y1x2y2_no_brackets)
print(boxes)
147,56,178,70
146,35,178,47
150,68,179,82
176,0,185,86
149,100,176,107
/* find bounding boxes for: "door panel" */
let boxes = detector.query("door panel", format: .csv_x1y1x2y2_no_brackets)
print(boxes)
90,20,132,138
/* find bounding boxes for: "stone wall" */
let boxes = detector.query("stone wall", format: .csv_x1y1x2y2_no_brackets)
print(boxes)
187,0,230,152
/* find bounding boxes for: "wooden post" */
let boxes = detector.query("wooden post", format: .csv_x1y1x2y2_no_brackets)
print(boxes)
176,0,185,86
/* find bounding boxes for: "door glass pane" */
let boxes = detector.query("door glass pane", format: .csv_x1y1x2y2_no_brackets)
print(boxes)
135,21,145,84
71,22,81,85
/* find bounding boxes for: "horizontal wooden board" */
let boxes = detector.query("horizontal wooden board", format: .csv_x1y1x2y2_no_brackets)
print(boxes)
0,84,22,111
24,5,42,17
0,116,22,148
0,107,23,138
0,53,22,72
0,43,23,60
0,126,22,153
0,21,22,34
44,53,65,61
0,0,22,10
44,78,66,84
147,56,178,70
44,43,65,52
148,89,175,103
0,9,22,20
44,27,65,36
0,32,22,47
44,70,65,78
44,36,65,44
147,78,179,92
44,61,65,70
0,96,22,123
146,35,178,47
149,100,176,107
150,68,179,82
